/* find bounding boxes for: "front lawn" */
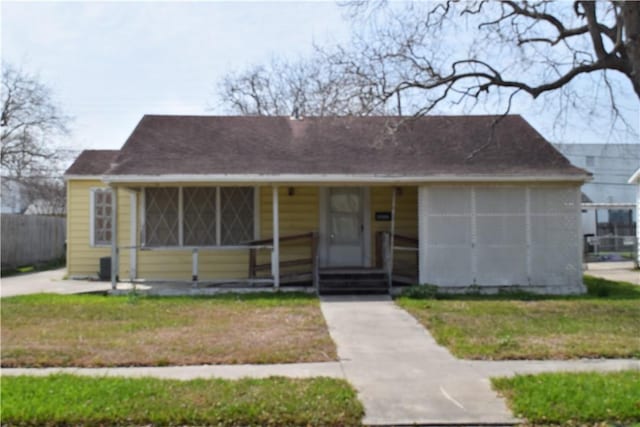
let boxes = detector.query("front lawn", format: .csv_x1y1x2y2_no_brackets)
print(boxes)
1,293,336,367
396,276,640,359
1,374,363,426
492,370,640,425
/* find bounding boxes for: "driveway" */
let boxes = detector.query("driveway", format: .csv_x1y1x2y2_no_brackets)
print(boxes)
320,295,518,426
0,269,112,297
585,261,640,285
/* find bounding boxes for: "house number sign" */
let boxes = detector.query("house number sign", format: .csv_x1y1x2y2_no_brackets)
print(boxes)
375,212,392,221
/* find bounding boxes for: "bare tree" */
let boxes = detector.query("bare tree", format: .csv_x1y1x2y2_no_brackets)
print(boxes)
216,1,638,139
335,1,639,129
216,55,391,116
1,63,70,179
1,63,72,214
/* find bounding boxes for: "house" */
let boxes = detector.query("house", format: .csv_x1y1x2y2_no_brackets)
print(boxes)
553,143,639,247
629,167,640,267
64,115,590,294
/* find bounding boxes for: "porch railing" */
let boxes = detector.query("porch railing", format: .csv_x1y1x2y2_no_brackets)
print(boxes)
248,232,320,289
375,231,419,285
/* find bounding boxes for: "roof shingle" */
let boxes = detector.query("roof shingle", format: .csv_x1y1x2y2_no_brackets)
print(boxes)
65,150,120,176
71,115,589,179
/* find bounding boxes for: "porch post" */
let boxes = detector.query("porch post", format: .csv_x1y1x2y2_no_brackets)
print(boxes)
111,185,118,290
192,248,199,287
388,187,397,290
129,190,137,281
272,186,280,290
418,186,428,284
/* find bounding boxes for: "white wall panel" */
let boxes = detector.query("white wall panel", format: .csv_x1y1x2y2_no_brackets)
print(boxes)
475,186,528,286
475,187,526,214
476,246,527,285
476,216,526,245
529,189,581,288
419,184,582,292
421,187,473,286
425,187,472,214
427,216,472,245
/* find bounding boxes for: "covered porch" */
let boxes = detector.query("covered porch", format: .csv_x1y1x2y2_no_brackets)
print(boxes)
107,184,419,295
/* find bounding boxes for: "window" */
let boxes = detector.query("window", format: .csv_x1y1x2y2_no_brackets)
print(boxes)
145,187,179,246
220,187,254,245
143,187,254,247
91,188,113,246
184,187,217,245
585,155,595,167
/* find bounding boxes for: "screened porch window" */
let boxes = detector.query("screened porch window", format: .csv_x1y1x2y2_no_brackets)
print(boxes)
144,187,254,247
220,187,254,245
145,188,179,246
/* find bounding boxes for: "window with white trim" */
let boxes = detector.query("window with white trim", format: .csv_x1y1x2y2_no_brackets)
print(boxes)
91,188,113,246
143,187,254,247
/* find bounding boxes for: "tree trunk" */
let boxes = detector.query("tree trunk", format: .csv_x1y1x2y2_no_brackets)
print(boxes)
623,1,640,98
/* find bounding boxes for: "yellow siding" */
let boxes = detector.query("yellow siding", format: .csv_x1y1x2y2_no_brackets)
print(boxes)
67,183,417,280
67,180,114,276
370,186,418,236
260,186,319,237
257,186,319,275
137,250,249,280
370,186,418,269
116,188,132,279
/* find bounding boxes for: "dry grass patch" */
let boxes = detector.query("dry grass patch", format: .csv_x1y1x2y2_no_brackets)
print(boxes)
1,293,336,367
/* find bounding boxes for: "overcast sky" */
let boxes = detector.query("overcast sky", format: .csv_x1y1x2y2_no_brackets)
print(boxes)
2,1,350,152
2,1,639,156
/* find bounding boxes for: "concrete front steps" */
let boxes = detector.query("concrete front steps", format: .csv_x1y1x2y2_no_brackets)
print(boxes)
318,268,389,295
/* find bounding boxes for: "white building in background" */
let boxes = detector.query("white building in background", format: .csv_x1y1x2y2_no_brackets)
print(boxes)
554,143,640,238
629,167,640,266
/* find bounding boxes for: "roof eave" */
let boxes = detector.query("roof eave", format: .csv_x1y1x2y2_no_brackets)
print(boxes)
101,173,591,185
64,174,106,181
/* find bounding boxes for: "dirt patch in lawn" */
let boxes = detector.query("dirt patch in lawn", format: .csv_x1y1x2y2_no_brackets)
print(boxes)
1,293,337,367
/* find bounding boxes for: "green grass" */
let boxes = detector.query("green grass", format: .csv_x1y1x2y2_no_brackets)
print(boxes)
396,276,640,359
1,374,364,426
1,292,336,367
492,370,640,425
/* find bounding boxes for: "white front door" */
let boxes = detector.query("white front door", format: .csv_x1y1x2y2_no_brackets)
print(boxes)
327,187,365,266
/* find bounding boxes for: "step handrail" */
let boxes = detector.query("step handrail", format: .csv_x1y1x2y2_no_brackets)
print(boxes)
248,232,319,282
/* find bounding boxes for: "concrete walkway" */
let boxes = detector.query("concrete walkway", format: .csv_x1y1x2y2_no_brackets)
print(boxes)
584,261,640,285
0,362,344,380
1,269,103,297
0,269,137,297
468,359,640,378
4,359,636,381
320,295,518,426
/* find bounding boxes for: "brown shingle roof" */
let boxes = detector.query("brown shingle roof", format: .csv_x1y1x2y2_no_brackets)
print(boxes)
103,115,586,178
65,150,119,176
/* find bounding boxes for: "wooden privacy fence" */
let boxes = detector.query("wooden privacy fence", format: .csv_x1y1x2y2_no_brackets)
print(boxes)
1,214,66,269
